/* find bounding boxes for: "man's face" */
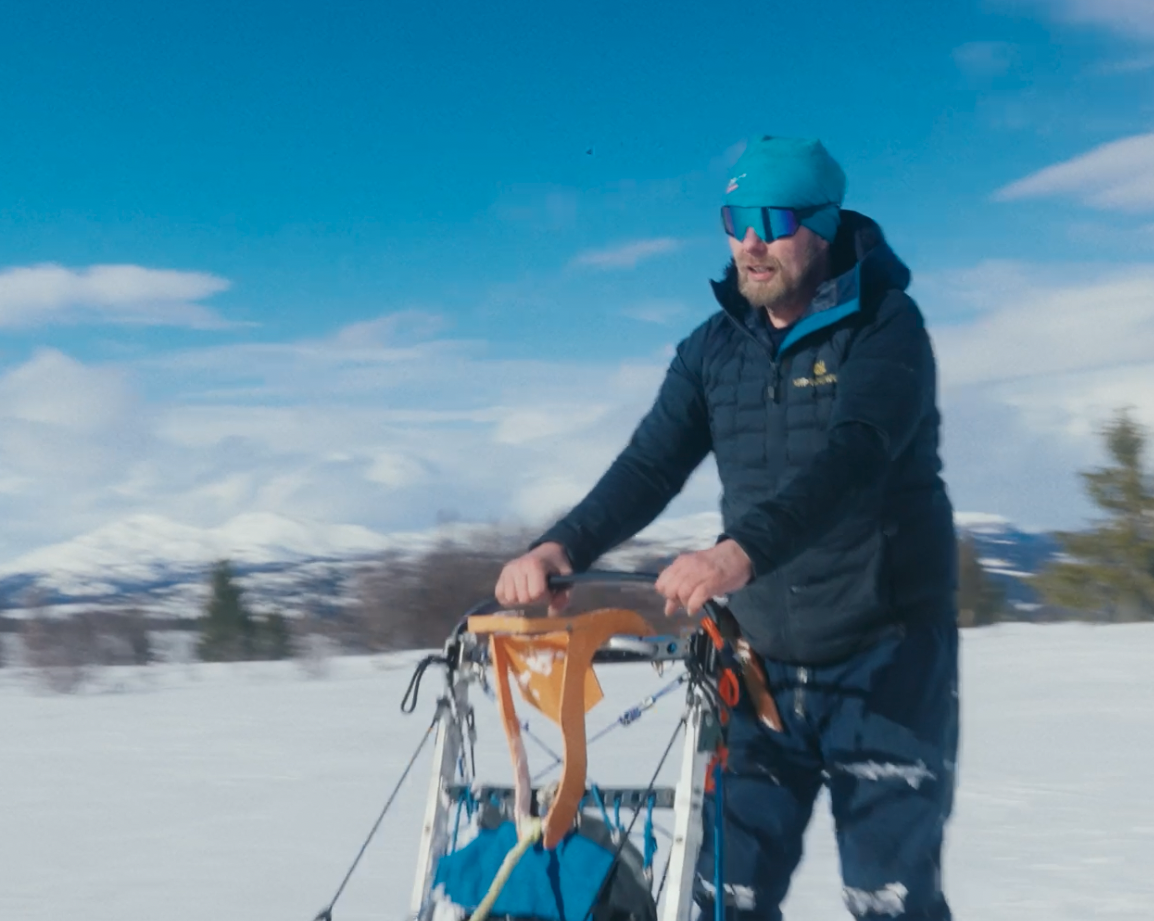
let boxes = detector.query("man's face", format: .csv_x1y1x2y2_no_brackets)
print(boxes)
728,224,828,312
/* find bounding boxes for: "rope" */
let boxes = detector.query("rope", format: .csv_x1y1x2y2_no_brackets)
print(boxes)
590,786,614,831
580,714,687,921
466,817,543,921
654,846,673,905
530,672,688,783
477,681,566,767
712,757,725,921
312,714,440,921
642,793,657,871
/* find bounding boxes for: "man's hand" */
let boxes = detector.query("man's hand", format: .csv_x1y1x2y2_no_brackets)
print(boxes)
655,539,753,617
494,542,574,616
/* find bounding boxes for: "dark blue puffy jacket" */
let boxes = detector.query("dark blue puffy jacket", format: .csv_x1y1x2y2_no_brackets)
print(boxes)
534,210,958,665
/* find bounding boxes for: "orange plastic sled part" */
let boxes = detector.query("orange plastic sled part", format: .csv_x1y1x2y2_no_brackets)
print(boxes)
467,608,655,849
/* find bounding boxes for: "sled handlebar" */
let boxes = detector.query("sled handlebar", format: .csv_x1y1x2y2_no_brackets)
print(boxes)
545,569,730,621
456,569,727,623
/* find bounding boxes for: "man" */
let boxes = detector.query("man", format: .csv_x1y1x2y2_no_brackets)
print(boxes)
495,136,959,921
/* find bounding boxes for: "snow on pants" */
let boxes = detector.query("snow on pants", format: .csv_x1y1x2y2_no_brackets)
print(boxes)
693,615,959,920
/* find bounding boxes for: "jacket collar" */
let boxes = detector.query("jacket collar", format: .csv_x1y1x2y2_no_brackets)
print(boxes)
710,209,910,356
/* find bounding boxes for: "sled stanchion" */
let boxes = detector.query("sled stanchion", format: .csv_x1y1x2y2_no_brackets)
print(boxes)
661,682,716,921
409,666,470,917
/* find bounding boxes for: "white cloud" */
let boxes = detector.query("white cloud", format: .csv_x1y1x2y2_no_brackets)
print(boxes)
0,349,134,432
622,298,689,325
923,259,1154,527
0,313,704,562
0,350,151,549
953,41,1018,77
0,263,233,328
1096,54,1154,74
1021,0,1154,40
994,133,1154,212
930,261,1154,386
8,257,1154,568
569,238,683,270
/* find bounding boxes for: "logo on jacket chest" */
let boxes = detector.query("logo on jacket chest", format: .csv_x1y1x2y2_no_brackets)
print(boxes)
792,359,837,389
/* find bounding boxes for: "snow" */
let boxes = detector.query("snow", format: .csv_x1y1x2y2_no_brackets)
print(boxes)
954,511,1013,532
3,624,1154,920
0,511,393,575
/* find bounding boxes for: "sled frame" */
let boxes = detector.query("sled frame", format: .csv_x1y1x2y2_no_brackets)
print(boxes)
408,628,716,921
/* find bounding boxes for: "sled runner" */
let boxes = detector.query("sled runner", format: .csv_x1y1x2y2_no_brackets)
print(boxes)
312,569,781,921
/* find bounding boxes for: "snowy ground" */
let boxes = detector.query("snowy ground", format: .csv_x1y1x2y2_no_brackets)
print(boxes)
2,622,1153,920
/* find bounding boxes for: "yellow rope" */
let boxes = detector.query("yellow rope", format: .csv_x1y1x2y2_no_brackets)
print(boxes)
466,817,543,921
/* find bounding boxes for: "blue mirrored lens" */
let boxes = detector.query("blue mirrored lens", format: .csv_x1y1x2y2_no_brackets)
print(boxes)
720,206,801,241
765,208,800,239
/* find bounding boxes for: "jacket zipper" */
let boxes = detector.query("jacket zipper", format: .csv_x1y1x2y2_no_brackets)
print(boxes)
767,364,782,404
720,311,785,404
794,667,808,719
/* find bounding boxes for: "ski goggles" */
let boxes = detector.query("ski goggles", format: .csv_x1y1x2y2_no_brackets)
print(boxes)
720,205,804,242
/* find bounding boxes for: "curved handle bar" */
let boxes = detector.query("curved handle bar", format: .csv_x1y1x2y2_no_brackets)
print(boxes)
454,568,728,633
547,570,728,620
546,570,660,589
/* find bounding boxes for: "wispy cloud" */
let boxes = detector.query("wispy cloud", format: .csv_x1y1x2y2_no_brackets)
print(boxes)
569,238,684,270
1096,54,1154,74
924,258,1154,528
953,41,1018,77
0,311,722,563
0,264,234,329
993,132,1154,212
622,298,689,325
1020,0,1154,40
930,260,1154,387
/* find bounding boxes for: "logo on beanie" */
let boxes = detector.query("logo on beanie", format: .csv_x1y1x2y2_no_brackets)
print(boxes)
726,173,746,193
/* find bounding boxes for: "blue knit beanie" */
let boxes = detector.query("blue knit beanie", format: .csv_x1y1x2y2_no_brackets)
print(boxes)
724,136,846,242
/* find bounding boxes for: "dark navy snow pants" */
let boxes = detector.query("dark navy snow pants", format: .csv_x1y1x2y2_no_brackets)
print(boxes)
693,615,959,920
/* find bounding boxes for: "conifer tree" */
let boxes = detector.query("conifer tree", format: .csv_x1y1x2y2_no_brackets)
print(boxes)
197,560,255,661
957,534,1005,627
1037,408,1154,622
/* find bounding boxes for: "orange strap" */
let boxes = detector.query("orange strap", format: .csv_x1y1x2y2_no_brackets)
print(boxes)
468,608,655,849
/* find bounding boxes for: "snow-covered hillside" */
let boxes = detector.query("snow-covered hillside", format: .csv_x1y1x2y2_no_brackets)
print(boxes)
0,508,1061,619
1,622,1151,920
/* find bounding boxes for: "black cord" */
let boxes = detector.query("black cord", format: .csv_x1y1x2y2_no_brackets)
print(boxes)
312,715,439,921
580,713,687,921
400,653,448,714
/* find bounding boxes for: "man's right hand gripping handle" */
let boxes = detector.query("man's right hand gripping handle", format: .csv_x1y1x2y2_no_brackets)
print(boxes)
494,542,574,617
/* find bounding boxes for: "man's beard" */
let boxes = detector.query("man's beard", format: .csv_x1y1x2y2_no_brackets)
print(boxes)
736,250,827,314
736,259,797,311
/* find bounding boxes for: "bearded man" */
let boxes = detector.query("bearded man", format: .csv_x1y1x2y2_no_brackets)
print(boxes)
495,136,959,921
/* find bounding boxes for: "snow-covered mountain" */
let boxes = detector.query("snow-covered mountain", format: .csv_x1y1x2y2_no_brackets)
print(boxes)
953,512,1062,610
0,512,422,617
0,508,1062,619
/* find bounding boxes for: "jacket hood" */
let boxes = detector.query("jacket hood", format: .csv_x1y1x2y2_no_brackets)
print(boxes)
710,209,911,353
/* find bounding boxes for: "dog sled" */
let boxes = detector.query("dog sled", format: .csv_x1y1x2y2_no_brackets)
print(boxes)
313,569,782,921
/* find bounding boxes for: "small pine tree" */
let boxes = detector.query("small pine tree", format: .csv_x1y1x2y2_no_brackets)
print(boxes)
197,560,255,661
957,534,1005,627
258,612,292,661
1037,408,1154,622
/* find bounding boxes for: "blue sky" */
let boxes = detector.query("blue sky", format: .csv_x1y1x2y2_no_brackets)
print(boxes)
2,0,1154,562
